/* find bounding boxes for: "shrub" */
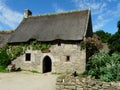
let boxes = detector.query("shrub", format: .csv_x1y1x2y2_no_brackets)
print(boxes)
80,35,103,64
0,66,8,72
86,51,120,81
0,48,11,67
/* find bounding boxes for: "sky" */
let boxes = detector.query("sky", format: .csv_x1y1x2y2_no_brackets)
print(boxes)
0,0,120,34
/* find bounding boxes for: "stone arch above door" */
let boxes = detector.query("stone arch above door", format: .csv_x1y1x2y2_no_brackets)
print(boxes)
43,56,52,73
40,53,54,73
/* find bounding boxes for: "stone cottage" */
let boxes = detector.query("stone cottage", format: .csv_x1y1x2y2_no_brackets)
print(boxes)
8,9,93,73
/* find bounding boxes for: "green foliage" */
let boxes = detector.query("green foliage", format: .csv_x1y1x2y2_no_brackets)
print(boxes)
108,32,120,53
30,40,50,50
0,30,13,34
86,51,120,82
109,53,120,81
108,33,120,53
7,40,51,61
0,40,51,68
80,35,102,63
100,71,113,82
0,48,11,67
30,70,39,73
40,43,51,51
30,40,41,50
108,20,120,54
117,20,120,32
82,41,98,61
8,45,24,60
94,30,111,43
0,66,8,72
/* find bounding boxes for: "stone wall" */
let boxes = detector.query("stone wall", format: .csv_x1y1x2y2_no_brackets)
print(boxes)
50,43,86,73
56,75,120,90
12,42,86,73
12,50,42,71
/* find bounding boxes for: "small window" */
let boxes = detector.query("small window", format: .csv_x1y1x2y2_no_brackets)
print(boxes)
58,42,61,46
66,56,70,62
25,53,31,61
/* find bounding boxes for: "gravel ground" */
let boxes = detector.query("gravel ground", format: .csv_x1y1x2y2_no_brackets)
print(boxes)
0,71,58,90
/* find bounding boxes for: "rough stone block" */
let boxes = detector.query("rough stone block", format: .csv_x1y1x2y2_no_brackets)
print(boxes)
64,85,76,89
76,87,83,90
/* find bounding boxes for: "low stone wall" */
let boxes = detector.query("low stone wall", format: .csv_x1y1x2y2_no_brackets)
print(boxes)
56,75,120,90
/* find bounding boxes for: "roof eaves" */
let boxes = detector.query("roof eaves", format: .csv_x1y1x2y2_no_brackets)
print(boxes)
83,9,91,38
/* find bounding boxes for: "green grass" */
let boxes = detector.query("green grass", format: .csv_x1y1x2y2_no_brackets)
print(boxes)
0,66,8,72
51,72,61,75
30,70,39,73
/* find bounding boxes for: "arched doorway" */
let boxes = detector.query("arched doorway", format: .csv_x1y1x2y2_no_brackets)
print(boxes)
43,56,52,73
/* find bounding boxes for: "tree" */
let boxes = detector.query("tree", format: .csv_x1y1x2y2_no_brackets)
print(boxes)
81,34,103,64
94,30,111,43
108,20,120,54
117,20,120,33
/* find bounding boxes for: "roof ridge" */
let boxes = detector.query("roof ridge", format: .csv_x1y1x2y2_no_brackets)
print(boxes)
28,9,90,18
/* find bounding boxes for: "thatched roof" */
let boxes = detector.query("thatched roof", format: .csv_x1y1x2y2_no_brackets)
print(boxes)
8,9,93,43
0,33,11,48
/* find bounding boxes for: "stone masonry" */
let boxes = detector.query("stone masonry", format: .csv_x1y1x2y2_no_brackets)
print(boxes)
12,42,86,73
56,75,120,90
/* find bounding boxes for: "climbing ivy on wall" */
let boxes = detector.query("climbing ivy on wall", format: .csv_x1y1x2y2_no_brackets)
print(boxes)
30,40,51,50
0,40,51,66
7,45,24,60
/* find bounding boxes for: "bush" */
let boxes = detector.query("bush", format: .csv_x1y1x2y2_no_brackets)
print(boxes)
0,48,11,67
80,35,102,64
86,51,120,81
0,66,8,72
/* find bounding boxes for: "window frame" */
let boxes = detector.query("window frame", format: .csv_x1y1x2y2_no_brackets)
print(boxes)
66,55,70,62
25,53,31,61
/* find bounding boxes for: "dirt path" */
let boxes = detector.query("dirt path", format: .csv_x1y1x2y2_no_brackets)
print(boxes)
0,71,58,90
